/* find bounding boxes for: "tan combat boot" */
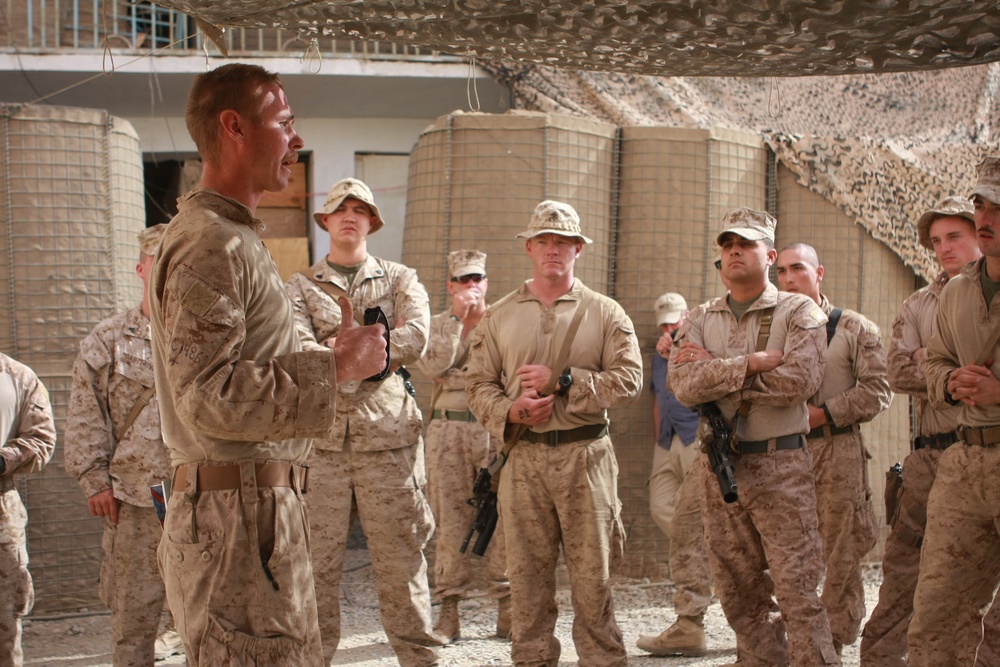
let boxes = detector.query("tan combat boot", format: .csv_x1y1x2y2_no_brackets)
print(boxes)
496,596,512,639
635,614,707,657
434,595,461,644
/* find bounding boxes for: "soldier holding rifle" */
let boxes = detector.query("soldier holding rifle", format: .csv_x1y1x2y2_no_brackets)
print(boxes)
466,200,642,667
669,208,839,666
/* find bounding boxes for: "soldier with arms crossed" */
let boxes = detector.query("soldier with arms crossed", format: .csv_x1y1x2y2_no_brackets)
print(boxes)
908,157,1000,665
284,177,440,667
860,194,1000,666
670,208,839,666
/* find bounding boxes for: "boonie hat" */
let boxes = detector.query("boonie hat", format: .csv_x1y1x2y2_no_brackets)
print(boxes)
716,208,776,245
654,292,687,326
313,178,384,233
916,195,975,250
448,249,487,278
971,157,1000,205
515,200,593,244
138,224,168,256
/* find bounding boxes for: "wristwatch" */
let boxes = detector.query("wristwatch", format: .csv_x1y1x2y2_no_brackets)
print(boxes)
556,368,573,397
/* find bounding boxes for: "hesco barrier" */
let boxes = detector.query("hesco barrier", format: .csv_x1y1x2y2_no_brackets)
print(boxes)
1,104,145,614
404,111,911,578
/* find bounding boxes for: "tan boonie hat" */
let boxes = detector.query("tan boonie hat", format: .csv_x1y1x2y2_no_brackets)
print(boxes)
916,195,975,250
716,207,776,245
138,224,168,256
654,292,687,326
971,157,1000,205
515,200,594,244
448,249,487,278
313,178,384,233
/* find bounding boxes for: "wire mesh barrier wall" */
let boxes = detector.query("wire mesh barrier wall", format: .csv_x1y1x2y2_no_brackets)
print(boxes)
612,127,767,577
1,103,144,615
773,163,914,561
403,112,916,578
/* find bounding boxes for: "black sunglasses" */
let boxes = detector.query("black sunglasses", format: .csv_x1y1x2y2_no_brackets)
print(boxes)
451,274,486,284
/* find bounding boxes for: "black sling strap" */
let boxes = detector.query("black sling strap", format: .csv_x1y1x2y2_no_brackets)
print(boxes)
826,307,843,345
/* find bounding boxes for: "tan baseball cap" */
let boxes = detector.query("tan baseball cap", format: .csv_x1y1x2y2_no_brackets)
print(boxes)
313,178,384,233
515,200,593,244
448,249,487,277
916,195,975,250
716,207,776,245
654,292,687,326
971,156,1000,205
138,224,168,256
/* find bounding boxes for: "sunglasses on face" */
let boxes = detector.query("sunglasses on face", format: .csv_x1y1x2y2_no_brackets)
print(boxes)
451,274,486,284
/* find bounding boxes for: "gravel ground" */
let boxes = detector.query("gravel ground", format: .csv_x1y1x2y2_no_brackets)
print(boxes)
23,548,880,666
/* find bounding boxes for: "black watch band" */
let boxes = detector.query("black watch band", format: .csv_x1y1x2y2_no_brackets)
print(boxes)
556,369,573,396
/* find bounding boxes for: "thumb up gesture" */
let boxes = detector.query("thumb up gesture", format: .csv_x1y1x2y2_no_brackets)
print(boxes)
333,296,389,382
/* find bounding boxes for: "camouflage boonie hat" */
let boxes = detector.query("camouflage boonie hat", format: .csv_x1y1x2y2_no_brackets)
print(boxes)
448,249,487,278
971,157,1000,205
138,224,168,256
313,178,384,233
516,200,593,244
654,292,687,325
916,195,975,250
716,208,776,245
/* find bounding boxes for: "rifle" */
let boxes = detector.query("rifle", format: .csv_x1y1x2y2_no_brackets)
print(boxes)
460,460,501,557
698,403,739,504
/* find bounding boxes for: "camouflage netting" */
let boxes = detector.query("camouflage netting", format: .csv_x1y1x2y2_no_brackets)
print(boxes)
152,1,1000,77
482,61,1000,281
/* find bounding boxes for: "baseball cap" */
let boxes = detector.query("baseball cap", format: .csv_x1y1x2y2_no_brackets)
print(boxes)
313,178,384,233
716,208,776,245
654,292,687,326
515,200,593,244
138,224,168,256
448,249,487,278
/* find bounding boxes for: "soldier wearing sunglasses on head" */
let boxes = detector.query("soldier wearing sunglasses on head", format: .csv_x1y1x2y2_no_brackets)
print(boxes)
284,177,439,667
416,250,511,643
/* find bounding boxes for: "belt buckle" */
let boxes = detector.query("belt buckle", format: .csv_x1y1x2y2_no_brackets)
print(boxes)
546,431,559,447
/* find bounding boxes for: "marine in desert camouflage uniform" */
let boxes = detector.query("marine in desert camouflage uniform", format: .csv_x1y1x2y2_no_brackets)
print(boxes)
909,158,1000,665
284,177,440,667
466,200,642,667
0,354,55,667
65,225,176,666
776,243,891,656
670,208,839,667
414,249,510,643
150,64,388,667
859,194,1000,666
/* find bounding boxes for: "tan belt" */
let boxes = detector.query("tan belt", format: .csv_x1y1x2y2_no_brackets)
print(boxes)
431,409,477,422
806,423,856,440
736,434,805,455
173,462,309,493
958,425,1000,448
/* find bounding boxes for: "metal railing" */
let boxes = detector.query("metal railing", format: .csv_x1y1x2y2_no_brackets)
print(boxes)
1,0,460,62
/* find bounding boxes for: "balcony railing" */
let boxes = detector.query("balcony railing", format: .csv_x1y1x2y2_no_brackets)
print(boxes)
1,0,460,62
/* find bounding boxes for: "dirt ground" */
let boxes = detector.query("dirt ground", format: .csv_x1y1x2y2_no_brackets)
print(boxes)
22,546,880,666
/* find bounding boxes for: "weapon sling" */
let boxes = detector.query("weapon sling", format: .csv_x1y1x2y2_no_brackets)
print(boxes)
113,385,155,442
729,306,776,452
